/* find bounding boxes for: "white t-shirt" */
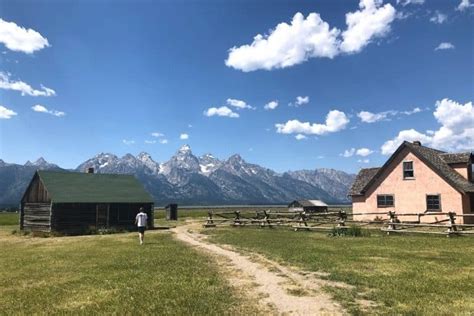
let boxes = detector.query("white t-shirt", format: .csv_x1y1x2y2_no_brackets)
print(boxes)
136,212,148,227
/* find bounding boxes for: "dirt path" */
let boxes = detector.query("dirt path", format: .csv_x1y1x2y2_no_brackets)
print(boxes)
172,223,346,315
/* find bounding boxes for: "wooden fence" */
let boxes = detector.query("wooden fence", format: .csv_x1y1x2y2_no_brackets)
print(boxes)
203,210,474,237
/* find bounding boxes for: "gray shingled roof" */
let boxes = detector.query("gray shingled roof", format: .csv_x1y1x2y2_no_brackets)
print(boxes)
439,152,472,164
349,168,380,196
350,142,474,196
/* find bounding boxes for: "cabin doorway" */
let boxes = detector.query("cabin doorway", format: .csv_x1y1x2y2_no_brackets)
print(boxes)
96,204,109,228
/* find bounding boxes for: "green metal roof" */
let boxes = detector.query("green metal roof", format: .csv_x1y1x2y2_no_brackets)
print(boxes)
37,171,154,203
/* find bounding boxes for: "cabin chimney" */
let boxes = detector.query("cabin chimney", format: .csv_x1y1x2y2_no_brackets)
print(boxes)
413,141,422,146
86,167,94,174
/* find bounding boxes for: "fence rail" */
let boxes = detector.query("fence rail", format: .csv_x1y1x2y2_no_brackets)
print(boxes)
203,209,474,237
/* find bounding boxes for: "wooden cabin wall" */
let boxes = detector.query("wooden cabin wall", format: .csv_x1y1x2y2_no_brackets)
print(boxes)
22,203,51,232
52,203,97,232
51,202,154,232
23,175,50,203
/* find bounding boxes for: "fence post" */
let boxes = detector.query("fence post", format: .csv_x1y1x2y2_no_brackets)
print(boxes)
262,210,272,228
386,211,398,235
337,210,347,227
204,210,215,227
233,210,241,226
295,211,309,231
446,212,457,237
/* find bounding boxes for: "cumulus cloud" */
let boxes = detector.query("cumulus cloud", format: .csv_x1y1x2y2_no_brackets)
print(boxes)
226,0,396,71
295,134,307,140
180,133,189,140
396,0,424,5
290,96,310,107
159,139,169,144
435,42,455,51
204,106,239,118
0,72,56,97
122,139,135,145
358,107,422,123
358,159,370,164
381,98,474,155
430,11,447,24
0,105,17,119
226,98,253,109
0,19,50,54
340,0,396,54
356,148,374,156
31,104,65,117
275,110,349,135
341,147,374,157
264,100,279,110
457,0,473,11
145,140,157,144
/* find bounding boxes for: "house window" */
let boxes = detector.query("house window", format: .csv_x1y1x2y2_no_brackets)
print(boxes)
426,195,441,212
377,195,394,208
403,161,414,179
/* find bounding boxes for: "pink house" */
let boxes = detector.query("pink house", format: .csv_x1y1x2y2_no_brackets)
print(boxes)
350,141,474,224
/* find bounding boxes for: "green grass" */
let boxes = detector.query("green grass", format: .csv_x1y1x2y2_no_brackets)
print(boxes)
0,228,257,314
0,212,19,226
204,227,474,315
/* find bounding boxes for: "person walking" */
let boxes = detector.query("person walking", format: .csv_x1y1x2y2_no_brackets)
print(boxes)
135,207,148,245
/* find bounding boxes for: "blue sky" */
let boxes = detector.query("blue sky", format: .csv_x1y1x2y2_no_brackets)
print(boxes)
0,0,472,173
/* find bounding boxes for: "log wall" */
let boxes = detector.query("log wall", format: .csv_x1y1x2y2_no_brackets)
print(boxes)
22,202,51,232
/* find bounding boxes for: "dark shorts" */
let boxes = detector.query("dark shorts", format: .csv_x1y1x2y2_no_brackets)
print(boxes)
138,226,146,234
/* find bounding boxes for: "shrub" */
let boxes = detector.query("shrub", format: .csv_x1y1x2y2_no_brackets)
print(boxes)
328,225,371,237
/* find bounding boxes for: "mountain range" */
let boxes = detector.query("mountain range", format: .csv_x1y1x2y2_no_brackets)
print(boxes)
0,145,356,206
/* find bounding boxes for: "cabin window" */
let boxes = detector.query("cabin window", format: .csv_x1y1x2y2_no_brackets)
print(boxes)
426,195,441,212
377,195,394,207
403,161,414,179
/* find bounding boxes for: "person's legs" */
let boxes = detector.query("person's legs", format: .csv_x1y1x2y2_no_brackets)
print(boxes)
138,227,145,244
139,232,144,244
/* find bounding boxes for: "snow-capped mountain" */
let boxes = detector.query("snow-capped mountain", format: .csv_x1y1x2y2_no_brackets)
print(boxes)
0,145,356,206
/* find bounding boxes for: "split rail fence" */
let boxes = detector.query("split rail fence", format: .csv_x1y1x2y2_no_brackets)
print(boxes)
203,210,474,237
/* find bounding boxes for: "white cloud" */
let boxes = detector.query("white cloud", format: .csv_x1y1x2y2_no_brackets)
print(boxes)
435,42,455,51
204,106,239,118
226,98,253,109
290,96,310,107
225,12,340,72
341,147,373,157
358,107,422,123
381,98,474,155
31,104,65,117
356,148,374,156
358,159,370,164
341,148,356,157
401,107,421,115
357,110,393,123
0,105,17,119
396,0,424,6
145,140,157,144
180,133,189,140
430,11,447,24
264,100,279,110
0,72,55,97
457,0,473,11
225,1,396,72
0,19,50,54
159,139,169,144
122,139,135,145
276,110,349,135
151,132,164,137
188,124,193,128
340,0,396,54
295,134,307,140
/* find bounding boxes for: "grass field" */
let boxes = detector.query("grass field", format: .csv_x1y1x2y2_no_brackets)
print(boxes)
204,227,474,315
0,212,19,226
0,225,259,314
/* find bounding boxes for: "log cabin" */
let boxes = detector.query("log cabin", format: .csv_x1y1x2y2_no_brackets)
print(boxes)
20,169,154,233
288,200,328,213
350,141,474,224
